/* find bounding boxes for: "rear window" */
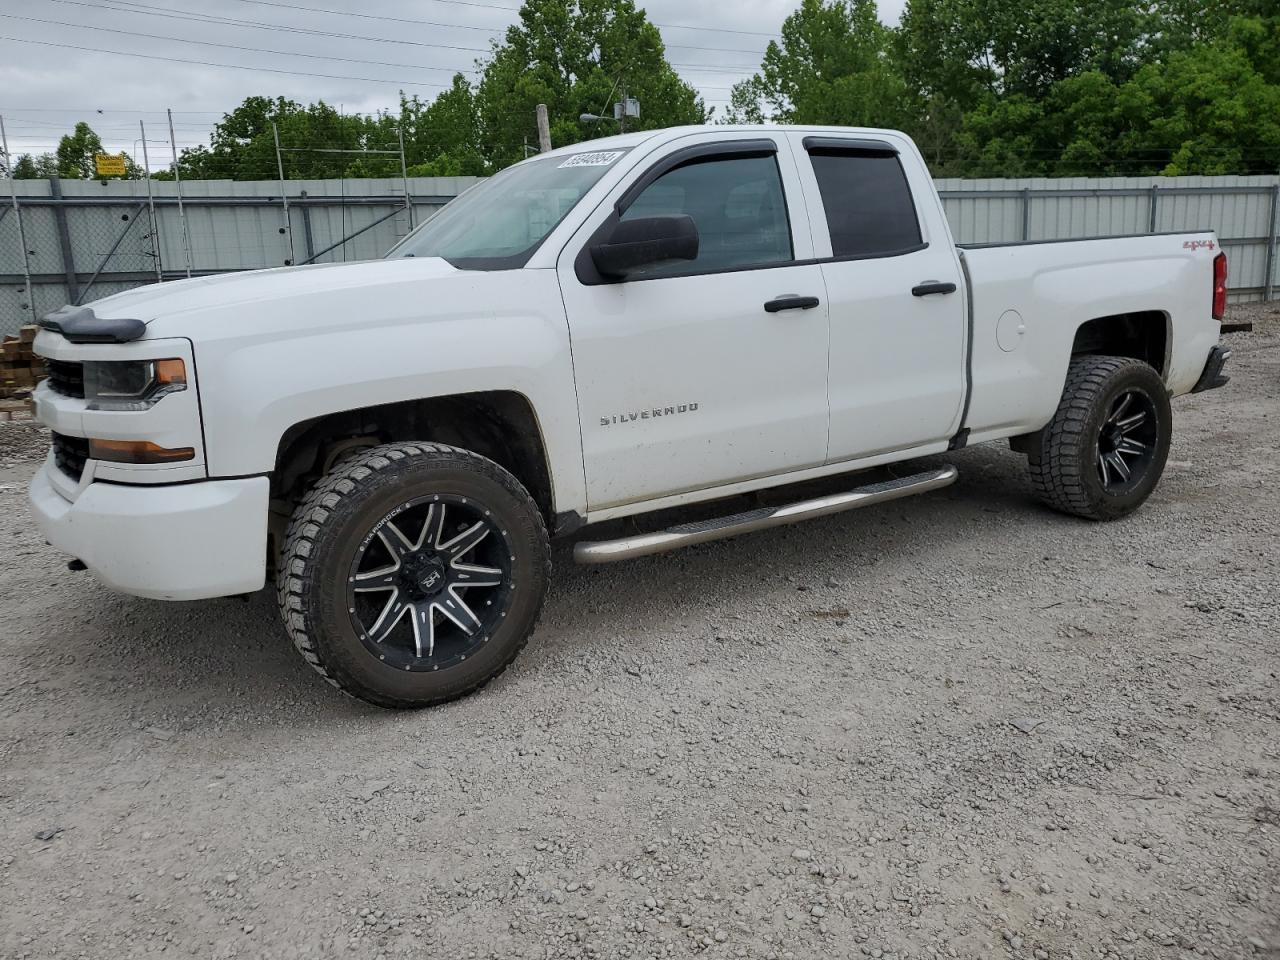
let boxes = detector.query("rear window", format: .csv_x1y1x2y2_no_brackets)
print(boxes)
809,151,922,258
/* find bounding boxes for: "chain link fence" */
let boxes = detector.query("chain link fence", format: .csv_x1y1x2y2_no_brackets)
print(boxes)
2,172,1278,337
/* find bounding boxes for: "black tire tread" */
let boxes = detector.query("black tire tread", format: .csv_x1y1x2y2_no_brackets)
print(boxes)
1027,355,1157,520
276,441,550,708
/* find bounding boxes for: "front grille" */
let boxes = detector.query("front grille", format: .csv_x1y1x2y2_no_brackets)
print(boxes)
52,432,89,481
45,358,84,398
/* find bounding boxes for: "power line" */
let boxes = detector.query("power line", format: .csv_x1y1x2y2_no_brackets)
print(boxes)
0,107,225,115
213,0,783,39
42,0,768,62
44,0,494,54
1,13,485,73
172,0,517,34
0,34,458,88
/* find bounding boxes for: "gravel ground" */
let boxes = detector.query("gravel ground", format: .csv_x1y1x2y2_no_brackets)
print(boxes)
1,305,1277,960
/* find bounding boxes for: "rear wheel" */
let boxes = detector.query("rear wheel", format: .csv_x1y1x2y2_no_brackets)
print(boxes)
1026,355,1172,521
277,442,550,708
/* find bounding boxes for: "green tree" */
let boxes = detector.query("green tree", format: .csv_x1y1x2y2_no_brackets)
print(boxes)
1123,41,1280,174
475,0,706,169
899,0,1150,104
174,96,391,180
726,0,912,129
53,121,104,178
955,37,1280,176
9,153,59,179
7,123,140,179
386,77,487,177
46,122,139,179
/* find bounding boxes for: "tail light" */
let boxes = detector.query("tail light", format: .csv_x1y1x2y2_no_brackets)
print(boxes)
1212,251,1228,320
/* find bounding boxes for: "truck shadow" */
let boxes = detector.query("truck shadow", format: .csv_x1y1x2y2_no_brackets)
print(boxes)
69,442,1042,719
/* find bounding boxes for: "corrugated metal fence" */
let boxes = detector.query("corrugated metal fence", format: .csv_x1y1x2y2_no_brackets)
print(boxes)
0,176,480,336
936,174,1279,302
2,173,1276,336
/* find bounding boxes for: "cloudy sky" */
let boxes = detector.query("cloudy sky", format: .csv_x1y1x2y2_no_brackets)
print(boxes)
0,0,908,168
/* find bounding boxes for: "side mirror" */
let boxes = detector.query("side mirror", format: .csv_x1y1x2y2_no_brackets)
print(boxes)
590,215,699,279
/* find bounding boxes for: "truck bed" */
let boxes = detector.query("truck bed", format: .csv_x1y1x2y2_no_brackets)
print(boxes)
957,231,1223,444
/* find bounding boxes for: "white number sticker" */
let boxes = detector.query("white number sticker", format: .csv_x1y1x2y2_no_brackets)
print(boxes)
558,151,625,168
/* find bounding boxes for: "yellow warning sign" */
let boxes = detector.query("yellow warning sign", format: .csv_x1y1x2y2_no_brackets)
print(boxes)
94,153,127,177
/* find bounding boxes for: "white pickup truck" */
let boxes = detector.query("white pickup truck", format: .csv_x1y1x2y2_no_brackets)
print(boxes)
28,125,1231,708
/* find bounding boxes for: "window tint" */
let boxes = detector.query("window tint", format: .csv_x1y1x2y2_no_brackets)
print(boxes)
809,151,922,258
620,154,792,277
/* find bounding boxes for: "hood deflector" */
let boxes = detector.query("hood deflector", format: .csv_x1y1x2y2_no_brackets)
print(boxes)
40,304,146,344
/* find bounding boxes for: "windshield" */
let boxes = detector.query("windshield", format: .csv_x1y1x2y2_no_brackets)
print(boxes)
387,148,631,270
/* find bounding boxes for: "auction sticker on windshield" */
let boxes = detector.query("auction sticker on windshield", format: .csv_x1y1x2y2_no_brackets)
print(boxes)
559,151,625,168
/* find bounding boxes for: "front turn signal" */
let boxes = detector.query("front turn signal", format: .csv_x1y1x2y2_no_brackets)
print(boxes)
89,439,195,464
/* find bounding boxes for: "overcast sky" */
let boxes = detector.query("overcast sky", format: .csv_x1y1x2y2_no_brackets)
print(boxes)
0,0,908,169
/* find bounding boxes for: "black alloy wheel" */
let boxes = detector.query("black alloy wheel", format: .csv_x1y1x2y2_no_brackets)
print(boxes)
347,495,513,672
278,442,550,709
1095,390,1159,492
1025,355,1173,521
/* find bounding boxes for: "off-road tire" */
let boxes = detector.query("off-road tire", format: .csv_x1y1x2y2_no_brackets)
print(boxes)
277,442,550,709
1026,355,1172,521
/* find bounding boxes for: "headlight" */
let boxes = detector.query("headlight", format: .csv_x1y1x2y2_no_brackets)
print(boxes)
83,359,186,411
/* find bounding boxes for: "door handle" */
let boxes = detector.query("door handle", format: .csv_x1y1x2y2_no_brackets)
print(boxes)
912,281,957,297
764,295,821,313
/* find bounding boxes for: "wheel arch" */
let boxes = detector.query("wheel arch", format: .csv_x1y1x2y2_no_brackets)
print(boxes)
271,390,557,544
1070,310,1171,380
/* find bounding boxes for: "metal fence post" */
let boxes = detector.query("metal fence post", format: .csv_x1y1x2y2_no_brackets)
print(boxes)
1021,187,1031,241
299,190,316,263
167,109,192,278
48,177,80,304
139,120,163,283
1265,182,1279,302
0,115,35,322
1148,184,1159,233
398,124,413,231
272,122,296,266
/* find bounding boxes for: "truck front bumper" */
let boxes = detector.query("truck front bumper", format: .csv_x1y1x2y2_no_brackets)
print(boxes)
29,462,270,601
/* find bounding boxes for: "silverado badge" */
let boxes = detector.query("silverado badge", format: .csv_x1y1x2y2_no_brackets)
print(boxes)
600,402,700,426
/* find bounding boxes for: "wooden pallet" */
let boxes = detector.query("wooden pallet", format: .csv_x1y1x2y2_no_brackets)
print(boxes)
0,398,34,421
1,326,46,401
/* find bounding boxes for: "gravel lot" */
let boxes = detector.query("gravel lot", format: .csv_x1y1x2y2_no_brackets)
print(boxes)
1,305,1277,960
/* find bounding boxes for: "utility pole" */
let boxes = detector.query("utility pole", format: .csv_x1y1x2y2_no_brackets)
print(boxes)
535,104,552,153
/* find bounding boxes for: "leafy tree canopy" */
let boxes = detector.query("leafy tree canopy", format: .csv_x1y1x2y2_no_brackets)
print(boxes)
9,122,140,180
475,0,705,168
15,0,1279,181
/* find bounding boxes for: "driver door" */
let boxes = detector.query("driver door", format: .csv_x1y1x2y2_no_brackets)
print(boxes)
557,134,831,512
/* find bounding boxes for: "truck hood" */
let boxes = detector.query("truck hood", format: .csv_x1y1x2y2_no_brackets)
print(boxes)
89,258,461,328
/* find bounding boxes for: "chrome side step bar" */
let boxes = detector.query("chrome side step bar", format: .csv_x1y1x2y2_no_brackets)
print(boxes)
573,465,959,565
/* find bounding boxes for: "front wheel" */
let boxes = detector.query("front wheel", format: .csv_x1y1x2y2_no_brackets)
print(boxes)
1026,355,1172,521
277,442,550,709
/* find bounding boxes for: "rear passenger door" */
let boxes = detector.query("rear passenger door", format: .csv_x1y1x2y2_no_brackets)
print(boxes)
789,134,967,462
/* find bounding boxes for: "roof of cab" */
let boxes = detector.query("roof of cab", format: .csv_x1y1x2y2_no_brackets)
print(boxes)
534,124,910,161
